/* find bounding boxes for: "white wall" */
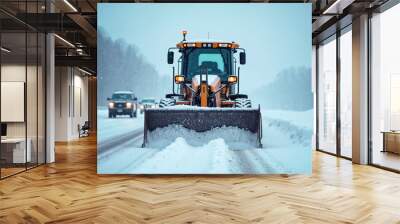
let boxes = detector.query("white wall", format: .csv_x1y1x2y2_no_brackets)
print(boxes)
55,67,70,141
71,72,89,138
55,67,89,141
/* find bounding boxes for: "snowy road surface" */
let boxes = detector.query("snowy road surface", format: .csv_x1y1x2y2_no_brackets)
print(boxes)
97,107,312,174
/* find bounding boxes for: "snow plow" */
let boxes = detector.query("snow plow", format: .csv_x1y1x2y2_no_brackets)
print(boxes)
142,31,262,147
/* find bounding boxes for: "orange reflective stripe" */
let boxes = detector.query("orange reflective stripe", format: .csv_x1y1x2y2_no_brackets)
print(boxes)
200,83,208,107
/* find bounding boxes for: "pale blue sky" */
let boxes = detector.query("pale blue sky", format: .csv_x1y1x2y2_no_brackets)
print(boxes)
98,3,311,90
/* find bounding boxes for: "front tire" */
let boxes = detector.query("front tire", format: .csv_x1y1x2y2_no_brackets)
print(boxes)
159,98,176,108
234,98,252,108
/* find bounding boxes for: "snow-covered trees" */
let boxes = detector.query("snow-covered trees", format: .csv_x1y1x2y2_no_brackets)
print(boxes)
98,28,170,106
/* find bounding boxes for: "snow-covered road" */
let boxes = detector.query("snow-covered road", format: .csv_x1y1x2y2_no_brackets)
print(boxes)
97,108,313,174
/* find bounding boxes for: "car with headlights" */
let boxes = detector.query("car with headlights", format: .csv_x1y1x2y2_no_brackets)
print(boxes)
107,91,138,118
139,98,158,114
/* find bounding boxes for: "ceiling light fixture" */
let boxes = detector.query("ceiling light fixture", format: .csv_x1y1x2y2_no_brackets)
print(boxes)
78,67,93,76
323,0,354,15
54,34,75,48
1,47,11,53
63,0,78,12
76,48,85,55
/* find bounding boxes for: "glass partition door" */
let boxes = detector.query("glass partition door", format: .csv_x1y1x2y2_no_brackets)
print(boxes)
0,1,46,179
1,31,28,177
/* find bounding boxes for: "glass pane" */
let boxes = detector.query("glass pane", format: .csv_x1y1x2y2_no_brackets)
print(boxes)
1,31,27,177
27,31,38,169
0,1,46,178
340,29,352,158
371,4,400,171
318,37,337,154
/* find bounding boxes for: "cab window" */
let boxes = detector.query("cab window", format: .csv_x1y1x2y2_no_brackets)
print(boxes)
184,48,231,81
112,94,132,100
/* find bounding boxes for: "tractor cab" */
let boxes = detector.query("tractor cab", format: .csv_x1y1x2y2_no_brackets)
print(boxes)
178,43,234,82
167,31,247,106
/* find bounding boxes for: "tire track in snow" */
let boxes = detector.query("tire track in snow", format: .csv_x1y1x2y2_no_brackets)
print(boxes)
232,150,258,173
234,149,278,173
119,148,159,173
98,128,143,158
248,149,287,173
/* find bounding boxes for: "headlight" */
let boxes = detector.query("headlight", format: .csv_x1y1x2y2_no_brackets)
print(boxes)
228,75,238,84
140,105,144,109
108,102,114,108
175,75,185,84
126,102,132,109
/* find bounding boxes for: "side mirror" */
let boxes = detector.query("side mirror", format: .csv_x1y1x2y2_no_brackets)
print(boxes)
239,52,246,65
107,97,111,101
168,51,174,64
134,97,138,101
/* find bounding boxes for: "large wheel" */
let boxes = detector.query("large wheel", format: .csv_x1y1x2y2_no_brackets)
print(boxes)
159,98,176,108
234,98,252,108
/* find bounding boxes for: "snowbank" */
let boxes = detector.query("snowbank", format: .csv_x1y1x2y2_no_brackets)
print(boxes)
134,137,238,174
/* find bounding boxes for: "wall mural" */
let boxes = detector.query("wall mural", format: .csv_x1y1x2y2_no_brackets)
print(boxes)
97,3,313,174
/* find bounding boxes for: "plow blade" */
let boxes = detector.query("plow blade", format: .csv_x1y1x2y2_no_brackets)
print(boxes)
142,107,262,148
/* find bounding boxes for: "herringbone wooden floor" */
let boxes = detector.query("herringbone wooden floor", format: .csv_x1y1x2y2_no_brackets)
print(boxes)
1,135,400,224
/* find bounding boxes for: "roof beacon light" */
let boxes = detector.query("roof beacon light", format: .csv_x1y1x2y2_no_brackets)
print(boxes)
182,30,187,41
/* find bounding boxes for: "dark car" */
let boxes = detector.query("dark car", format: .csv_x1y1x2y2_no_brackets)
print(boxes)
139,98,158,114
107,91,138,118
